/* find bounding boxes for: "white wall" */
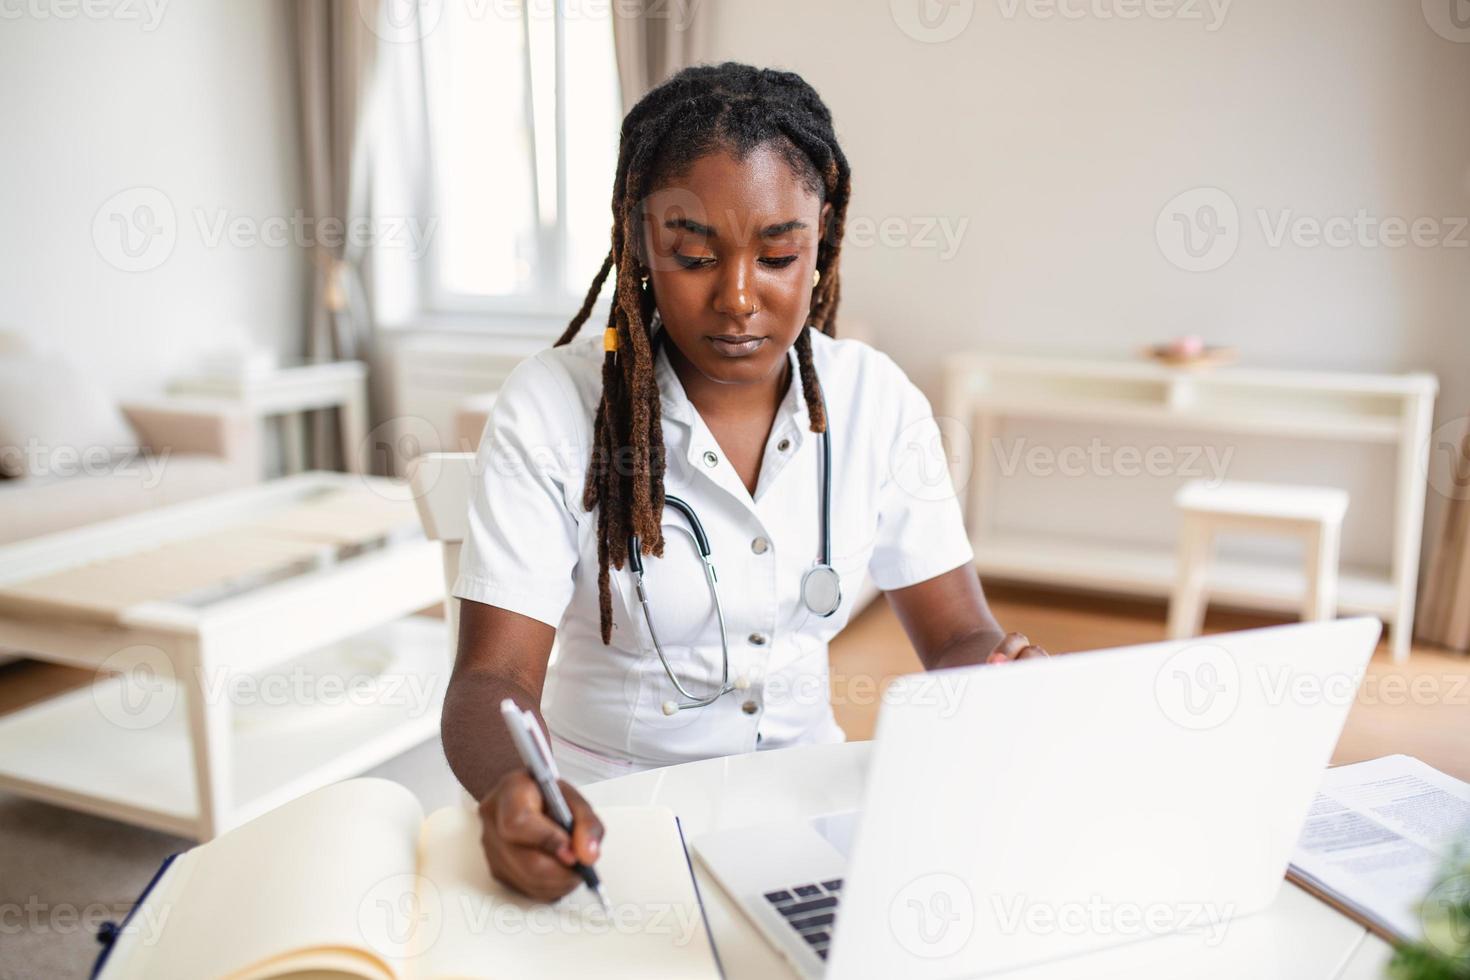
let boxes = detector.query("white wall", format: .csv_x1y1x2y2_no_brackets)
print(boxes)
704,0,1469,381
0,0,305,398
703,0,1470,584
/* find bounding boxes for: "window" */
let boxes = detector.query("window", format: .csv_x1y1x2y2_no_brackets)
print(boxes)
421,0,622,320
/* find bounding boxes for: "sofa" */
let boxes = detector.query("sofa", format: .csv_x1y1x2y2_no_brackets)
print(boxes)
0,336,259,546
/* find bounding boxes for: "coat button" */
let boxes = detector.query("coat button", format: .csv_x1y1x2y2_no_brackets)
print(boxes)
777,438,791,452
742,700,758,715
748,632,767,645
751,536,769,554
702,450,718,467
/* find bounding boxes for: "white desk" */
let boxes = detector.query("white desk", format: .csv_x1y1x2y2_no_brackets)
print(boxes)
583,741,1395,979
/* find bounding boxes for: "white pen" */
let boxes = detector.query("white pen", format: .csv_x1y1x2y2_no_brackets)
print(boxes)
499,698,611,912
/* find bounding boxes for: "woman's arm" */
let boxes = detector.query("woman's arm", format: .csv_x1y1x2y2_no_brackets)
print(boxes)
884,563,1048,670
442,599,557,798
443,599,604,902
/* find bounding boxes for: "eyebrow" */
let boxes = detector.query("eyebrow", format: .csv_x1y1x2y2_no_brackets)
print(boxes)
664,217,809,239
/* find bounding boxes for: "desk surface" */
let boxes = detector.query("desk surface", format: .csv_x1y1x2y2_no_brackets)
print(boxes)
582,741,1395,980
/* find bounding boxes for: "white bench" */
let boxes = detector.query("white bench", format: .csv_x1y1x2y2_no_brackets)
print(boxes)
1167,480,1350,641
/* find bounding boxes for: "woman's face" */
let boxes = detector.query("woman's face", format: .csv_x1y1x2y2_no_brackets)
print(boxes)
638,143,832,392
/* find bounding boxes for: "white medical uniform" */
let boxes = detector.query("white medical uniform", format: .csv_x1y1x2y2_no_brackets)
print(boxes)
453,323,974,784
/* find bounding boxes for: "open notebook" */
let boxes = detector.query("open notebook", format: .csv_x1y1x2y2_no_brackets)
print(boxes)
96,778,722,980
1287,754,1470,943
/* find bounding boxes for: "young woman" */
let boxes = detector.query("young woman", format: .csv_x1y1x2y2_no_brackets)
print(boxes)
442,62,1047,902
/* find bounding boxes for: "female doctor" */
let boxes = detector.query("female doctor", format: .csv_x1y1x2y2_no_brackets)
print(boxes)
442,63,1048,902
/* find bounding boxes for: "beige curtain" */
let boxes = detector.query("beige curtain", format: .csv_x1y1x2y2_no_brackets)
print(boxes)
1417,429,1470,651
294,0,380,470
611,0,710,111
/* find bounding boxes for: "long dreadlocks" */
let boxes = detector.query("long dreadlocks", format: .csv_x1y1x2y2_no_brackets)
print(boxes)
552,62,852,645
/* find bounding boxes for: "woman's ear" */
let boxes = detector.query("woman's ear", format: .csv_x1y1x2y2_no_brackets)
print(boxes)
819,201,834,246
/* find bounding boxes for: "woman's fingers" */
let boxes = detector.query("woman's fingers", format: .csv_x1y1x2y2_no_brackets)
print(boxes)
493,774,572,858
489,838,582,901
478,771,585,901
987,632,1049,663
562,781,605,867
988,631,1031,662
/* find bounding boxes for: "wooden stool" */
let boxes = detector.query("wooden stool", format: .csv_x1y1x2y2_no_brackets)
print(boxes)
1167,480,1350,639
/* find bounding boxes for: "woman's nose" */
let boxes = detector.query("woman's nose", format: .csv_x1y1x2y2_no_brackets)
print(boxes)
712,260,758,317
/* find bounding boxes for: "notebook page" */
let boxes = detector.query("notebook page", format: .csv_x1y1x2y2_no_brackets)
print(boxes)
406,805,721,980
106,778,425,980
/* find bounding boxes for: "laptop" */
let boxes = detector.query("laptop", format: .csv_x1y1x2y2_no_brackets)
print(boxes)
692,617,1382,978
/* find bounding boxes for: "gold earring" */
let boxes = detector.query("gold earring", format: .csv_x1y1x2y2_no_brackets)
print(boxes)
640,273,650,292
812,268,821,287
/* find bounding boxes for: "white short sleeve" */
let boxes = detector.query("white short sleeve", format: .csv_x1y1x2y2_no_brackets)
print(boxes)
452,354,584,628
867,356,976,592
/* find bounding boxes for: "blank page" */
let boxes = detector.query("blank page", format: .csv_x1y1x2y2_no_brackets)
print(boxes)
105,778,424,980
410,805,721,980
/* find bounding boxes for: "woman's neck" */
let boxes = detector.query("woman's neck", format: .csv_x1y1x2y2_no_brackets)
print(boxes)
661,332,792,426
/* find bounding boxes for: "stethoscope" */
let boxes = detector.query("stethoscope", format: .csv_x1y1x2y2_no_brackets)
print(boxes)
626,347,840,715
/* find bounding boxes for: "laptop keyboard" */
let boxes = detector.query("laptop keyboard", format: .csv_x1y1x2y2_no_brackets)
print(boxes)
763,879,844,961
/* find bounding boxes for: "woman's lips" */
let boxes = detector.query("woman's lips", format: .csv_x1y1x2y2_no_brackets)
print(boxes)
707,335,765,357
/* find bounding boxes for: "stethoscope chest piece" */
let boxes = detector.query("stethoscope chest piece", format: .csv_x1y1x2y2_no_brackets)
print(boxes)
800,562,842,617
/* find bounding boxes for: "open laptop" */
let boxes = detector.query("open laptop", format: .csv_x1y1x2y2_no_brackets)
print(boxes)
692,617,1382,978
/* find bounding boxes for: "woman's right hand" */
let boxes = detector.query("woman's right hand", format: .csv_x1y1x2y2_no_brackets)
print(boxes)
477,769,605,903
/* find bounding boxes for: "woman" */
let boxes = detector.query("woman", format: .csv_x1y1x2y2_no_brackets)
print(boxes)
443,62,1047,902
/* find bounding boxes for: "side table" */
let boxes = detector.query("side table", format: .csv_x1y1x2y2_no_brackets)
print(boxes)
171,361,369,476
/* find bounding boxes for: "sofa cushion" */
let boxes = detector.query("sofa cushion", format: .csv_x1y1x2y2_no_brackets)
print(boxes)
0,354,139,479
0,455,245,546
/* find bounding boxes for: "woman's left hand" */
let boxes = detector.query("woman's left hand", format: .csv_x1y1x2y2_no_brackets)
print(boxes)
986,631,1049,664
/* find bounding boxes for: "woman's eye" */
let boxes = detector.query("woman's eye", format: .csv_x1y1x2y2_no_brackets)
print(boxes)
672,254,800,269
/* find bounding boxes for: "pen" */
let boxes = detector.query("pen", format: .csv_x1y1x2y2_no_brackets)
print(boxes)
498,698,611,913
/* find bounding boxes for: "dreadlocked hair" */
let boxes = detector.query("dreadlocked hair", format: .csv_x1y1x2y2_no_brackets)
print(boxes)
552,62,853,645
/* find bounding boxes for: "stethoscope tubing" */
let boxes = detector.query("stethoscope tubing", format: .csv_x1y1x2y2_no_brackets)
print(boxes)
627,328,837,712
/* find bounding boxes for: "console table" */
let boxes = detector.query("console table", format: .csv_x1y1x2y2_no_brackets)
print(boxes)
941,354,1437,661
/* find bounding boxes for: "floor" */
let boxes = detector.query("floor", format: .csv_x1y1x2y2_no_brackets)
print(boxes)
830,583,1470,782
0,583,1466,978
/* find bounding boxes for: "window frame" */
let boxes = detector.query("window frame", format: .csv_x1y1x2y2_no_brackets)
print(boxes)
415,0,617,332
